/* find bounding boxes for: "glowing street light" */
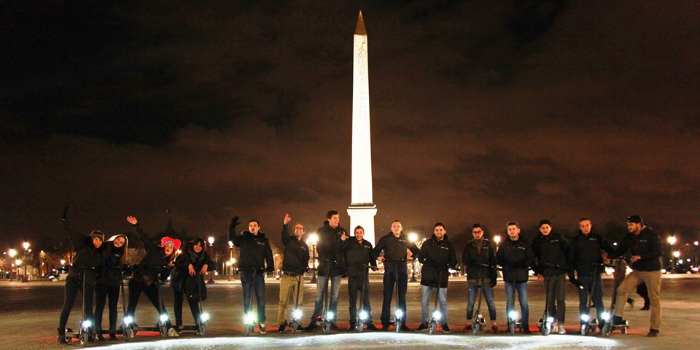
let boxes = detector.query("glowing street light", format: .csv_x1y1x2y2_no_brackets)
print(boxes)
207,236,215,246
493,235,502,245
60,259,66,266
207,235,216,284
694,241,699,247
672,250,681,258
408,232,418,243
7,249,17,258
15,259,22,267
306,232,319,283
407,232,419,282
667,235,677,246
228,240,234,249
22,241,30,251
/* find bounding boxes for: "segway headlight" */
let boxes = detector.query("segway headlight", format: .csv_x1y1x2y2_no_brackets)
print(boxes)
325,311,335,321
600,312,611,321
546,316,555,324
243,312,257,325
81,320,93,329
159,313,169,323
432,310,443,321
359,310,369,321
580,314,591,322
394,309,404,320
508,310,520,321
292,309,303,321
123,315,134,326
200,312,210,323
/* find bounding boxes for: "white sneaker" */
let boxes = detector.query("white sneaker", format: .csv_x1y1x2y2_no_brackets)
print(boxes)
558,324,566,335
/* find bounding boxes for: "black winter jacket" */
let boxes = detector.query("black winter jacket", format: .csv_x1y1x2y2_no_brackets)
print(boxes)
417,235,457,288
315,221,347,277
569,231,613,276
281,224,310,275
462,238,497,283
97,240,126,287
343,238,376,278
373,232,416,263
611,227,662,271
531,232,570,277
497,237,534,283
63,222,104,285
229,225,274,272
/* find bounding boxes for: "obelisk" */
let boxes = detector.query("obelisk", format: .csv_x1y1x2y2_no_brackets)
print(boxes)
347,10,378,245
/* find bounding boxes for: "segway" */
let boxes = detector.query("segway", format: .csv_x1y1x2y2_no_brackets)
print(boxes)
428,269,445,335
578,263,602,336
290,274,304,333
77,270,96,346
537,269,556,336
471,273,488,335
354,269,370,332
320,266,335,334
600,258,629,337
119,268,137,340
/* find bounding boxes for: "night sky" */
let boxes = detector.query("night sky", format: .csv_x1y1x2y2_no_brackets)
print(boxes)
2,1,699,249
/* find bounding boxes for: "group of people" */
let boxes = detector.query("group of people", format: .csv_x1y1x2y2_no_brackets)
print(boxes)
56,210,663,345
57,215,214,344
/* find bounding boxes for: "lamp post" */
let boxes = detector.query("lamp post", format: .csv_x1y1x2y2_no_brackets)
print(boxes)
21,242,30,282
7,249,18,280
227,241,234,280
306,233,319,283
408,232,418,282
207,235,215,284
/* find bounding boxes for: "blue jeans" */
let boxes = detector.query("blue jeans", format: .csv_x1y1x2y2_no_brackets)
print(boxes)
420,285,448,324
312,274,341,320
578,274,604,322
505,281,529,327
467,280,497,320
241,270,266,323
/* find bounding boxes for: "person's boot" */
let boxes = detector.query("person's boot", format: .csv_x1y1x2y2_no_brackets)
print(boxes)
521,325,531,334
278,321,287,333
612,315,627,326
366,322,378,331
400,322,413,332
381,323,390,331
96,333,105,341
258,323,267,335
348,322,356,331
304,318,319,331
647,329,659,337
57,328,68,345
109,332,117,340
416,322,429,331
441,323,451,333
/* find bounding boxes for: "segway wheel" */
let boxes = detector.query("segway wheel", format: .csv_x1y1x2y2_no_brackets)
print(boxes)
428,321,436,335
508,321,514,335
198,324,207,337
580,324,587,336
124,326,135,340
79,329,90,346
355,321,364,332
621,326,627,335
472,320,479,335
322,322,331,334
244,325,252,336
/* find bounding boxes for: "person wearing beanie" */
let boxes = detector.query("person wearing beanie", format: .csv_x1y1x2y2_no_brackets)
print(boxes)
610,215,662,337
57,214,105,344
94,233,129,340
531,219,570,334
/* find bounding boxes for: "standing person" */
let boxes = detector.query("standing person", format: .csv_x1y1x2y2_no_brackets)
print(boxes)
229,217,275,334
611,215,662,337
496,221,534,334
343,225,378,330
569,218,613,329
462,224,498,333
57,215,105,344
172,238,213,334
531,219,570,334
304,210,348,331
94,234,129,341
276,213,310,333
415,223,457,332
373,220,417,331
125,216,180,335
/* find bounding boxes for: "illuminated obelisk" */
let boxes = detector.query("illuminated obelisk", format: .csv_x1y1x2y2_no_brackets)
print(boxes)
347,11,378,245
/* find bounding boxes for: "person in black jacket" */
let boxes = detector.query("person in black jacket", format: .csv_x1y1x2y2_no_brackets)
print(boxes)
172,237,213,334
531,219,570,334
305,210,348,331
611,215,662,337
373,219,418,331
343,225,378,330
496,221,534,334
94,233,128,341
276,213,310,332
416,223,457,332
462,224,498,333
568,218,613,328
125,215,180,333
57,217,105,344
229,217,274,334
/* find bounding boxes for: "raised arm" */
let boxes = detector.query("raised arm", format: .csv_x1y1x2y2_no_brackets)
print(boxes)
281,213,292,246
228,216,242,246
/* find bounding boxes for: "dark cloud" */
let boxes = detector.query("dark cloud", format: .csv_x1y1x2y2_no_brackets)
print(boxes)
1,1,699,246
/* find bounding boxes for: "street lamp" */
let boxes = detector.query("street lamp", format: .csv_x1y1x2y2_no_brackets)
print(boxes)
408,233,419,282
7,249,17,258
672,250,681,259
306,233,319,283
22,241,30,251
667,235,677,246
21,242,30,282
493,234,502,245
207,235,216,284
694,241,699,247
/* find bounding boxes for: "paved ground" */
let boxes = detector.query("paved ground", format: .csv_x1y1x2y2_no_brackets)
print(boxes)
0,276,698,349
